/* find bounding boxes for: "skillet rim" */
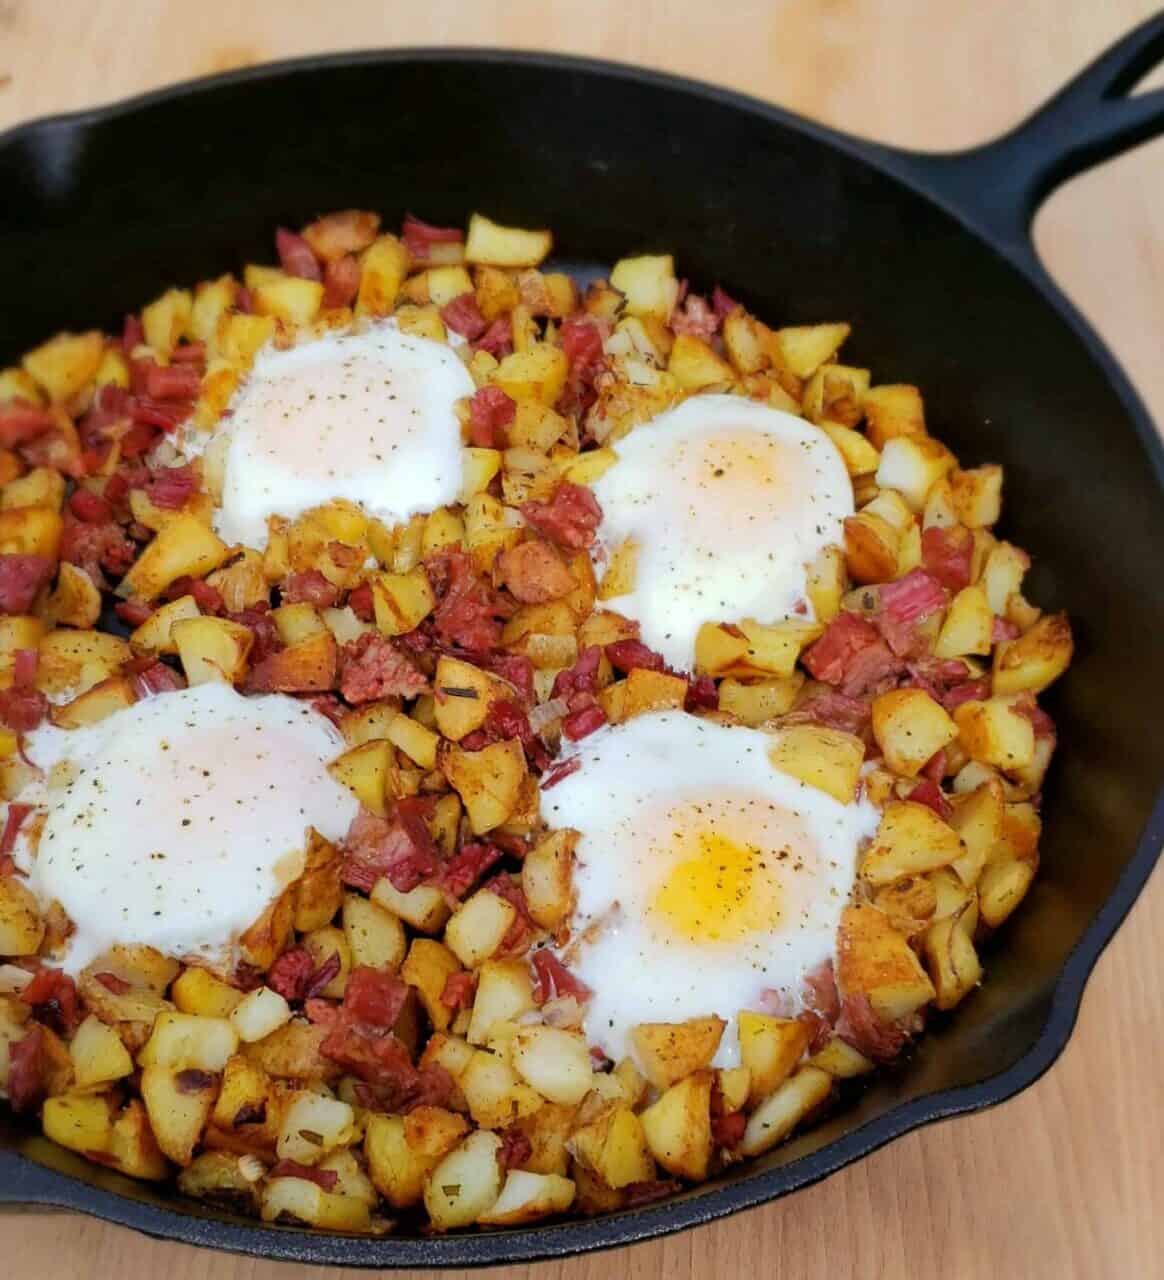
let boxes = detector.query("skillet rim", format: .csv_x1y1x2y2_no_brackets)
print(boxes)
1,44,1162,1268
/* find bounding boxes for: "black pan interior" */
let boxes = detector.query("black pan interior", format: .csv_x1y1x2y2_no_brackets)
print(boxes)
1,51,1162,1265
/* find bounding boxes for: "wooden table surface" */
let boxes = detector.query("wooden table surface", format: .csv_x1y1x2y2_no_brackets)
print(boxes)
2,2,1162,1276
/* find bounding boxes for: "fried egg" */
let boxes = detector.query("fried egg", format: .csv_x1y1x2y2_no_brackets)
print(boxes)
542,710,878,1067
199,323,474,550
591,395,853,671
16,683,357,973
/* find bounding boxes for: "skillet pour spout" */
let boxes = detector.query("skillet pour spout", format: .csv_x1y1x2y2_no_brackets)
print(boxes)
1,13,1163,1267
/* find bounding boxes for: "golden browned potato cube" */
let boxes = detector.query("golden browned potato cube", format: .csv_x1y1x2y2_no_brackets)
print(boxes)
667,334,734,391
142,288,193,358
836,902,935,1023
329,740,391,816
432,656,508,741
933,584,993,659
138,1011,239,1072
768,323,850,380
862,384,926,449
355,234,410,317
568,1103,654,1190
950,465,1003,528
69,1014,135,1090
42,1092,117,1160
819,422,881,478
465,958,535,1047
639,1069,714,1181
465,214,552,268
49,675,135,728
843,509,901,584
860,800,965,886
248,630,338,693
478,1168,576,1226
992,612,1073,696
176,1151,262,1212
372,878,450,935
36,629,132,696
871,687,958,777
260,1176,371,1231
444,889,518,968
0,504,62,560
401,938,464,1034
923,910,982,1010
954,696,1036,770
130,594,201,655
442,737,527,834
631,1016,726,1090
140,1064,218,1166
365,1106,469,1209
172,615,254,685
738,1012,812,1104
459,1049,543,1129
22,331,104,401
342,892,407,972
492,345,569,407
521,828,577,931
171,967,244,1019
423,1129,505,1228
0,875,45,955
740,1065,832,1157
609,254,678,320
371,566,435,636
977,856,1036,928
119,514,230,602
767,724,866,803
510,1025,594,1106
875,435,956,512
106,1098,170,1180
947,779,1005,886
718,675,804,726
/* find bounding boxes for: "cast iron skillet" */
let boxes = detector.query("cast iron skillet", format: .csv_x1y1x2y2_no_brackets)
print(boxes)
2,15,1164,1268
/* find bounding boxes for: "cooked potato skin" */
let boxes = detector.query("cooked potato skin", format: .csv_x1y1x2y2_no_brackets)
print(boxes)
0,205,1068,1235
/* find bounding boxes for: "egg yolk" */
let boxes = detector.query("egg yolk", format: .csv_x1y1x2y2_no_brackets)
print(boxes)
643,798,816,946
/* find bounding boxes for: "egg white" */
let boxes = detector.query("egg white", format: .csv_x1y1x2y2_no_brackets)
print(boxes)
200,323,475,550
591,395,854,672
542,710,878,1067
16,683,357,973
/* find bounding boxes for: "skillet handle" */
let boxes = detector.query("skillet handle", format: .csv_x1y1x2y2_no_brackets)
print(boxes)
885,12,1164,258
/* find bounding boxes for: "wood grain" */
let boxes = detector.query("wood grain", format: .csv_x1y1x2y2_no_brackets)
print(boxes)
1,2,1162,1276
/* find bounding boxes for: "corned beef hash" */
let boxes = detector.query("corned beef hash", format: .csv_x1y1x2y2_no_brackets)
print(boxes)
0,209,1072,1232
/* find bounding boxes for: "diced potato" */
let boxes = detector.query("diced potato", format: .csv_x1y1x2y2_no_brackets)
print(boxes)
738,1012,811,1104
300,926,351,1001
808,1036,875,1079
522,828,576,931
119,514,230,601
667,334,734,390
229,987,292,1044
444,889,518,968
767,725,865,803
955,696,1036,770
992,613,1072,696
0,504,62,560
843,509,901,584
719,675,804,725
171,967,244,1019
631,1016,725,1090
176,1150,262,1212
363,1107,467,1209
640,1069,714,1180
142,289,193,357
862,384,926,449
612,667,687,722
609,254,678,320
36,629,132,696
460,446,503,502
947,779,1005,886
386,713,440,770
106,1098,169,1180
131,594,201,655
340,698,400,747
442,737,527,833
276,1090,357,1165
252,274,324,326
768,323,850,380
42,1092,116,1160
860,801,965,886
819,422,881,477
478,1168,576,1225
0,876,45,955
402,938,464,1034
511,1025,594,1105
22,331,104,401
740,1066,832,1157
465,214,552,268
432,656,508,741
934,584,993,659
372,878,450,934
209,1054,270,1133
138,1011,239,1072
492,345,569,407
260,1176,372,1231
329,740,391,817
240,1019,338,1083
356,234,410,316
924,908,982,1010
950,465,1003,528
836,902,936,1022
172,615,253,685
871,688,958,777
343,892,406,972
423,1129,504,1229
568,1103,654,1189
247,630,338,693
978,856,1036,928
141,1064,218,1165
875,435,956,511
69,1014,134,1090
371,566,435,636
467,958,535,1046
460,1049,543,1129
